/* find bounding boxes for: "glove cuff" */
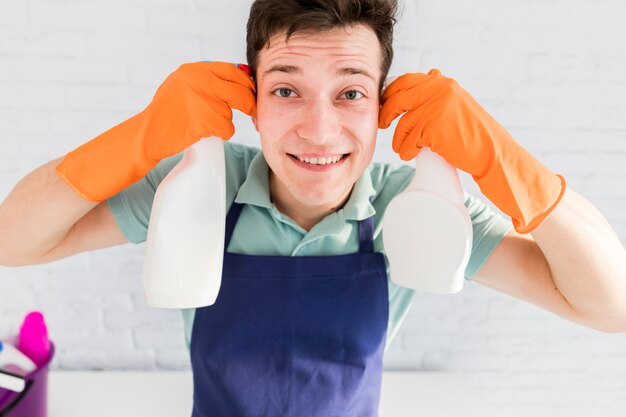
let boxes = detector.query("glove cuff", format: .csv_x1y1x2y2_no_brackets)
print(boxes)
55,113,157,202
512,174,567,234
473,143,567,235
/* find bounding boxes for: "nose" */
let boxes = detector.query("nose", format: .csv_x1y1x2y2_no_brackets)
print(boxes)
296,95,342,145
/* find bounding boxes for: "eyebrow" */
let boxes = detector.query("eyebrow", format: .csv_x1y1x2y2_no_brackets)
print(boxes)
336,67,376,82
262,65,301,77
262,64,376,82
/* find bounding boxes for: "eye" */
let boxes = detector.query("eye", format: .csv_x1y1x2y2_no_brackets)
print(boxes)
341,90,364,100
273,87,296,98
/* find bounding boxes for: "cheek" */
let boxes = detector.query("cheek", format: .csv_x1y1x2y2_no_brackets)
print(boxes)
255,96,290,136
348,106,379,146
256,98,290,168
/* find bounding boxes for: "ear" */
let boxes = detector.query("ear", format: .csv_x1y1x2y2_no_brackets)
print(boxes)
251,116,259,132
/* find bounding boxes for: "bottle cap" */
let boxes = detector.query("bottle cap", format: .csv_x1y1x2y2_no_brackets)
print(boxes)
18,311,51,367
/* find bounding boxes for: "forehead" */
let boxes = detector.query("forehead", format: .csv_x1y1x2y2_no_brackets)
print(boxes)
257,24,381,77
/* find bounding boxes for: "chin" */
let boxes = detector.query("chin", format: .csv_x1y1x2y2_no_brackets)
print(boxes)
292,185,347,209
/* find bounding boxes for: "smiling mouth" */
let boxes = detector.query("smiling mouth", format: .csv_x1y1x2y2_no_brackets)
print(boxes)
287,153,350,165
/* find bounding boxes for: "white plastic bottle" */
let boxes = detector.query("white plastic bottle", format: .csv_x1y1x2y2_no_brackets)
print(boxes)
142,137,226,308
383,148,473,294
0,341,36,392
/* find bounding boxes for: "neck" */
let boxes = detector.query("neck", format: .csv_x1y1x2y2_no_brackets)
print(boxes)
269,170,351,232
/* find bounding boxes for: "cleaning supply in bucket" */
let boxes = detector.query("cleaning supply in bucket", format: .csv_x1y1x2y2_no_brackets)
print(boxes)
0,342,36,375
0,312,54,417
0,368,25,394
0,343,55,417
17,312,51,368
0,341,36,393
383,148,473,294
142,136,226,309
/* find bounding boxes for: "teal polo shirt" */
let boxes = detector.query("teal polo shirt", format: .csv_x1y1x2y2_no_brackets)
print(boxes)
107,142,512,352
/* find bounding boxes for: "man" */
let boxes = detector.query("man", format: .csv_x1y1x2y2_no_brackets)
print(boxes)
1,0,625,415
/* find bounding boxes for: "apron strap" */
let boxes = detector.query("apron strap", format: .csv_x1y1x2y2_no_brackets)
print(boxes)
358,215,375,253
224,202,244,251
225,202,376,254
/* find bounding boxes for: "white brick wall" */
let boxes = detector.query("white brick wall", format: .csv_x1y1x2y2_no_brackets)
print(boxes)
1,0,625,416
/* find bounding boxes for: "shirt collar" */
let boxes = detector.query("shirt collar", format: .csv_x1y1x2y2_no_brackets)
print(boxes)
234,151,272,209
234,152,377,221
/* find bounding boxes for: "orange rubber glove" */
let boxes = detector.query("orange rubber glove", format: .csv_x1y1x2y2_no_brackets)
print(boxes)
55,62,256,202
379,69,566,234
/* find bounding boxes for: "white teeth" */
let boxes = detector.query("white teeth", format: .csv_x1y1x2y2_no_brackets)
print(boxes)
296,154,345,165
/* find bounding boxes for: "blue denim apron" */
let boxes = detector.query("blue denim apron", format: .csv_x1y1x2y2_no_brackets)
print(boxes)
190,202,389,417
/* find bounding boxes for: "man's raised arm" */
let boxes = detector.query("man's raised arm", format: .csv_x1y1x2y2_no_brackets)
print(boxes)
0,157,101,266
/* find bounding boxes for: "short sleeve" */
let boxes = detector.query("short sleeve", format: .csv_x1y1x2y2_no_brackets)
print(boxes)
463,192,513,280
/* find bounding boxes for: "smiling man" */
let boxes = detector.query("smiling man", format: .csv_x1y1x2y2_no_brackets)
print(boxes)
1,0,625,416
255,25,381,229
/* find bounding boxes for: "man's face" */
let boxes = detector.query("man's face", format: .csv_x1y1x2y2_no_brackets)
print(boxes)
253,24,381,212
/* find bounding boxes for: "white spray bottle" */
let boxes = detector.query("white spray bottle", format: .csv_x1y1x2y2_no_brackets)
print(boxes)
383,148,473,294
142,137,226,308
0,340,36,392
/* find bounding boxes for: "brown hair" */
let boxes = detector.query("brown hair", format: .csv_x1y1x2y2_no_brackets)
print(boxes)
245,0,399,93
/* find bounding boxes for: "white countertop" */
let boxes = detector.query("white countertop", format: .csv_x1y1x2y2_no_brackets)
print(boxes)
49,371,494,417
